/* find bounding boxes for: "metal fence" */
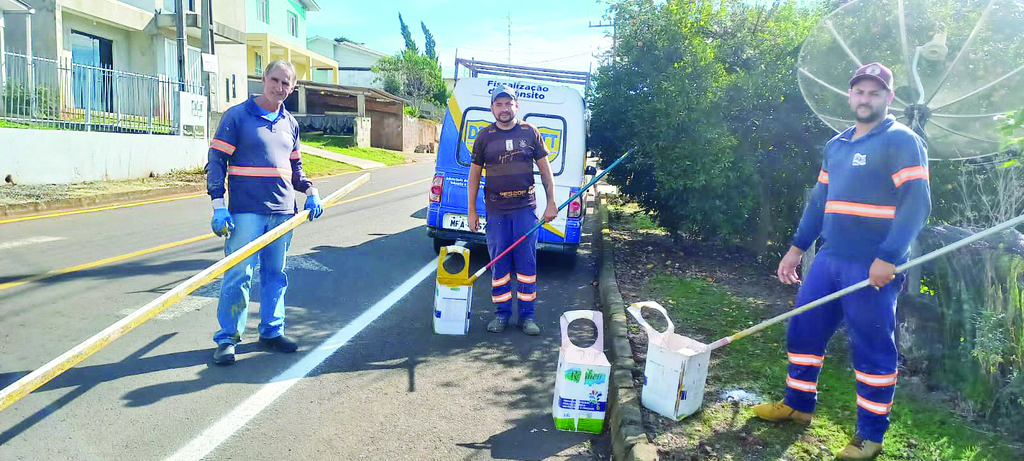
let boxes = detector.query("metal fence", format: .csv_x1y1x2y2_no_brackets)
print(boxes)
0,52,204,135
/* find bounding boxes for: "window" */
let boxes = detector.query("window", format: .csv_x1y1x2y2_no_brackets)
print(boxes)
71,30,113,111
254,52,263,76
256,0,269,23
287,11,298,37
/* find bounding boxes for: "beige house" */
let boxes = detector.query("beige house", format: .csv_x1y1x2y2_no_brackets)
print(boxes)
3,0,248,111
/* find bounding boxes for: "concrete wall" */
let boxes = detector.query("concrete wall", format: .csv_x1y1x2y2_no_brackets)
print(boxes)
401,116,439,152
0,128,208,184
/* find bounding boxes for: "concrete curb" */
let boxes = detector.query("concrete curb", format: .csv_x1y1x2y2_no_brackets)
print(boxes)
597,192,659,461
0,184,206,220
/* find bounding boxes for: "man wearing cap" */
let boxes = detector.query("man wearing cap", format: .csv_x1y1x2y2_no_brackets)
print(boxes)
467,84,558,335
752,62,931,459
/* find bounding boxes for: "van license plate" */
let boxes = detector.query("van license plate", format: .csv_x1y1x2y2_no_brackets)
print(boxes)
444,214,486,233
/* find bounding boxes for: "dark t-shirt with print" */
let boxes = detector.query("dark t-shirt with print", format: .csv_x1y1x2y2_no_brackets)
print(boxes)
471,121,550,211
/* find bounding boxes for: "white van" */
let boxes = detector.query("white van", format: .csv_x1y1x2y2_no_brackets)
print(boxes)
426,60,593,262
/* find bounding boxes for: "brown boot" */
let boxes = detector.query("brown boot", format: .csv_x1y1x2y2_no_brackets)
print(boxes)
836,434,883,460
751,400,813,423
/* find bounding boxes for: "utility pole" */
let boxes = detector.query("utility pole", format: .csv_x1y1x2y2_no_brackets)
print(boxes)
201,0,216,115
506,12,511,73
175,0,187,135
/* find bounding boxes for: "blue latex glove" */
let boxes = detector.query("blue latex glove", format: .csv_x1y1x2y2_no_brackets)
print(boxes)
305,193,323,221
211,208,234,237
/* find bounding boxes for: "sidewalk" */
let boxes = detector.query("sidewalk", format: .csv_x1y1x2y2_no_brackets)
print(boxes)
300,145,387,169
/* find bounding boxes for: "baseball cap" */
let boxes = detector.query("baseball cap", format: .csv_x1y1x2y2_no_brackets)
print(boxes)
849,62,893,91
490,85,517,103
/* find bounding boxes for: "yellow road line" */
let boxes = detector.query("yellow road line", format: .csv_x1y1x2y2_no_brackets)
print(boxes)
0,177,429,293
326,177,430,209
0,193,208,225
0,170,368,226
0,175,371,413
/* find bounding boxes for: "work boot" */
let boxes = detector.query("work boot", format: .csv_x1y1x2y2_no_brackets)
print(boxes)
487,316,509,333
259,334,298,352
752,400,813,423
521,318,541,336
213,343,235,365
836,434,883,460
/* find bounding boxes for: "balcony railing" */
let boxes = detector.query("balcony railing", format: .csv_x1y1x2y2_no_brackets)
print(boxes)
0,52,204,135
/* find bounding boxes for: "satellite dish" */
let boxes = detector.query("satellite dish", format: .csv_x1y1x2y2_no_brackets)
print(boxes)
798,0,1024,161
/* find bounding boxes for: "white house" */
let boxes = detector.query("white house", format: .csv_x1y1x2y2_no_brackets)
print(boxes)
307,35,386,88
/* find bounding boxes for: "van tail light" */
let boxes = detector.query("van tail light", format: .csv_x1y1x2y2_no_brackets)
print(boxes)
567,188,583,218
429,174,444,203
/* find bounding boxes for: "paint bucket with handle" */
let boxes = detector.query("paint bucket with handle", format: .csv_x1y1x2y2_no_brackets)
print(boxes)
630,212,1024,419
434,245,473,335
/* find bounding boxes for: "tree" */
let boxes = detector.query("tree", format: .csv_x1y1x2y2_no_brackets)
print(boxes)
421,22,438,62
373,49,448,109
590,0,833,255
374,14,451,112
399,14,419,54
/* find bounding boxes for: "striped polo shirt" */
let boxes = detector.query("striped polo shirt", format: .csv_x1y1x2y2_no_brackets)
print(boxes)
792,115,932,265
206,95,314,214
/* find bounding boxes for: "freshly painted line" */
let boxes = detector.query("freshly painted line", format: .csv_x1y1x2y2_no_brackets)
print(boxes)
0,193,208,225
166,259,438,461
0,234,216,292
0,236,65,251
0,178,429,292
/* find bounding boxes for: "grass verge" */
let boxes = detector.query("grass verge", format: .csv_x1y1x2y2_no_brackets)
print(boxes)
301,154,360,177
302,134,407,166
638,274,1021,460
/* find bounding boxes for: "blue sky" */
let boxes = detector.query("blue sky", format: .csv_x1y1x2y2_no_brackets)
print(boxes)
305,0,615,78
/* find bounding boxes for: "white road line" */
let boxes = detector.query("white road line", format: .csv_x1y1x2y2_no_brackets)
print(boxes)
166,258,438,461
0,236,64,251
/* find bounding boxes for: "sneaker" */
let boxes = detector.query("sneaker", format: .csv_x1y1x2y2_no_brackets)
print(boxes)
213,343,235,365
259,335,298,353
487,316,509,333
837,434,882,460
752,400,813,423
520,318,541,336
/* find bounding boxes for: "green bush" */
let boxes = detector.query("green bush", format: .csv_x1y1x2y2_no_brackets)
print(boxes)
3,82,60,119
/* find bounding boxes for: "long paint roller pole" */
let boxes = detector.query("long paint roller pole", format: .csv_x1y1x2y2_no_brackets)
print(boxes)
466,148,635,284
706,212,1024,351
0,174,371,413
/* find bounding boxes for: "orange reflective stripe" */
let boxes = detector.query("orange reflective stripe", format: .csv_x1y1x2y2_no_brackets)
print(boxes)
856,395,892,415
290,150,301,160
891,166,929,187
492,292,513,303
825,201,896,219
855,370,898,387
818,169,829,184
788,352,825,367
517,291,537,301
516,273,537,284
210,139,236,155
786,376,818,393
227,166,291,179
492,274,511,287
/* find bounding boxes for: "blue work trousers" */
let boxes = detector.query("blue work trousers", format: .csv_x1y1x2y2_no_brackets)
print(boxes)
485,207,539,320
783,252,903,443
213,212,293,345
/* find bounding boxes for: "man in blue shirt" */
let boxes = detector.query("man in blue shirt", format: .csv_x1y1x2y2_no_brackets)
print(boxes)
206,60,324,365
753,62,931,460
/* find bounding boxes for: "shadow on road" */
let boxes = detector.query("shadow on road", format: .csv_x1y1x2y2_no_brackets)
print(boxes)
0,200,606,460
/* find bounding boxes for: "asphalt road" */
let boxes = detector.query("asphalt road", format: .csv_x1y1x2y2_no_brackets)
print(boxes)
0,160,608,460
